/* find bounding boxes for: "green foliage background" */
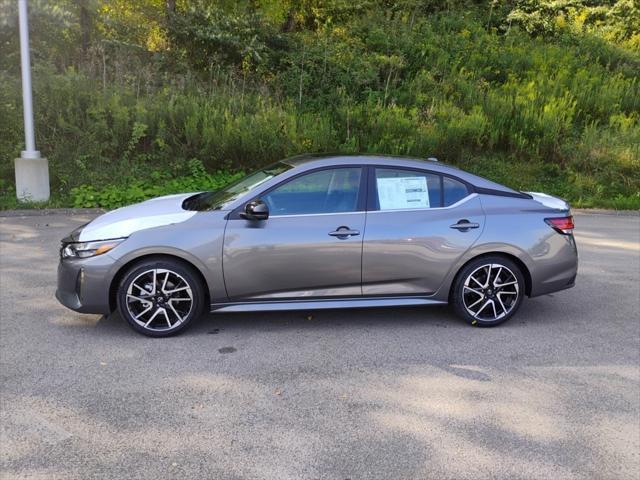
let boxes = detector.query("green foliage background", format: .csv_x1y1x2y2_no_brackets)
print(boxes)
0,0,638,209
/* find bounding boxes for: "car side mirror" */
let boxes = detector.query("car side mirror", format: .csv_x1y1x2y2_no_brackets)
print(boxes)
240,200,269,221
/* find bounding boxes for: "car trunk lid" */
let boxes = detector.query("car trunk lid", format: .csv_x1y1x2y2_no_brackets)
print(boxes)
525,192,570,212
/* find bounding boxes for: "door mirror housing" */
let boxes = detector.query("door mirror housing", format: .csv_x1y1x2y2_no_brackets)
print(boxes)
240,200,269,220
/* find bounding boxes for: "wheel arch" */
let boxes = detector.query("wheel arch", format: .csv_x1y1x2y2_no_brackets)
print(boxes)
448,252,532,302
108,253,211,312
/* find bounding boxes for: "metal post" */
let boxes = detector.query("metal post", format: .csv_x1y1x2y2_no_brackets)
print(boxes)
18,0,38,159
15,0,50,202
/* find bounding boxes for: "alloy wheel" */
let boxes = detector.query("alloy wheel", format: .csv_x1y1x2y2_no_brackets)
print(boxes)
462,263,520,321
125,268,194,332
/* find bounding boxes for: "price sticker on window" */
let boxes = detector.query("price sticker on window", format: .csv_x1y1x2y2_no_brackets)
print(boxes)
377,176,430,210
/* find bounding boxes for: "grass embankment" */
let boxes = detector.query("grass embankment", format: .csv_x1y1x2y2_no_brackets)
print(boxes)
1,8,638,209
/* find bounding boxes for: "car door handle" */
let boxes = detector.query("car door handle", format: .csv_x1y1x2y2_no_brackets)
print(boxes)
450,220,480,231
328,227,360,238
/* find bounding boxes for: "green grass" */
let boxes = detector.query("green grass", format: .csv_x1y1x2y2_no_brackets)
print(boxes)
0,7,638,210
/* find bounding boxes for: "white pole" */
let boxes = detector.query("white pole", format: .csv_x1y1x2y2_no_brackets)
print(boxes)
15,0,49,202
18,0,39,158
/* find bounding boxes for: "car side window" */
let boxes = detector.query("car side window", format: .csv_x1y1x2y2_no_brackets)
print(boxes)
261,167,362,216
442,176,469,206
374,168,441,210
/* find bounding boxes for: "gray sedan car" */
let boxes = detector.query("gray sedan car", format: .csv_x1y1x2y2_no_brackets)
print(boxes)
56,155,578,336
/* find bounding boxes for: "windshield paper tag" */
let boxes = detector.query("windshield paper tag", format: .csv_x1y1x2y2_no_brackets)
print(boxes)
377,177,430,210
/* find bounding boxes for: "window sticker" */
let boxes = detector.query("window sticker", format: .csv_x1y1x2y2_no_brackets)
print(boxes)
377,176,430,210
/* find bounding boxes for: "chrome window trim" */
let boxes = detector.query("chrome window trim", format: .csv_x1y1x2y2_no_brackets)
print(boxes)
367,193,477,214
268,211,366,219
265,193,476,218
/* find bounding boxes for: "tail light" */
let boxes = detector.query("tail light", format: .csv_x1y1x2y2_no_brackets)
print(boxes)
545,216,574,235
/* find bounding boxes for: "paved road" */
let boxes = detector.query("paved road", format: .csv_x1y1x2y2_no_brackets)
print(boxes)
1,212,638,480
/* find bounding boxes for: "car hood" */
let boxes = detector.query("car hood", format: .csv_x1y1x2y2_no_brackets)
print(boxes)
73,193,200,242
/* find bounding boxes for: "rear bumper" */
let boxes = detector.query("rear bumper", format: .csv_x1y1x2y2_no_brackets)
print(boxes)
530,272,577,297
529,234,578,297
56,256,114,314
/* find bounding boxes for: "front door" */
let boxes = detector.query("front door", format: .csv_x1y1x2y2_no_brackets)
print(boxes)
223,167,366,301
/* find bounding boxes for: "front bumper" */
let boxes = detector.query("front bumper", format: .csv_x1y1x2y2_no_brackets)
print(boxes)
56,255,114,314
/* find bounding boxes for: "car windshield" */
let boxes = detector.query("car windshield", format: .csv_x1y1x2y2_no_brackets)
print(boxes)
182,162,293,211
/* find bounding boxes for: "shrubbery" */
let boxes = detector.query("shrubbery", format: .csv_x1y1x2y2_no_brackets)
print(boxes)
0,1,638,209
69,159,242,209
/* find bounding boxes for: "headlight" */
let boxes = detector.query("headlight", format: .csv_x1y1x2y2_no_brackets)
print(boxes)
61,238,126,259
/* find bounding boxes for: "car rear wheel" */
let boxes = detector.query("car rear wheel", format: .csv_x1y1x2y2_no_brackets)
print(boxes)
452,256,525,327
116,259,205,337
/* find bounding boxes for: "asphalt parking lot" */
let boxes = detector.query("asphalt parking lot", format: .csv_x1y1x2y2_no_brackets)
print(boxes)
1,211,638,480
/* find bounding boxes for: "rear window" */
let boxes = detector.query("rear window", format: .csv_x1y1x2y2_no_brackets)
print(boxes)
443,176,469,206
374,168,441,210
373,168,470,209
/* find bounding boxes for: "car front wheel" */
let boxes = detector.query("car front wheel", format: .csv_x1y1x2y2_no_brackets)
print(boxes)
452,256,525,327
116,259,205,337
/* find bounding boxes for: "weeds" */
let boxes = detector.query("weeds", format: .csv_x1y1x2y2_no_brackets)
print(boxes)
0,5,638,209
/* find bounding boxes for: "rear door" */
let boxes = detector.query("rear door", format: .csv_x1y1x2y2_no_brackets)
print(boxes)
223,166,366,301
362,167,484,296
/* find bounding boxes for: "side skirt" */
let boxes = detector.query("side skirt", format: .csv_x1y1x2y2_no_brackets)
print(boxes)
209,296,447,313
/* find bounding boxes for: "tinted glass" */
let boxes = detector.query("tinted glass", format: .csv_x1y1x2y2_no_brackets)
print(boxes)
443,176,469,206
183,162,293,211
375,168,441,210
262,168,362,216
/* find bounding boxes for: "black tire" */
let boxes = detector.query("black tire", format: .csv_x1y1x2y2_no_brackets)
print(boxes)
116,258,205,337
451,256,525,327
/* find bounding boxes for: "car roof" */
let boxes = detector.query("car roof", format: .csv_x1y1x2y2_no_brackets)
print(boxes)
281,154,520,194
283,153,439,168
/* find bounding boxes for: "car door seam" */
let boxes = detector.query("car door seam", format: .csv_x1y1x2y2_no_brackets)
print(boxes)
431,196,487,299
220,215,232,302
359,165,371,295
